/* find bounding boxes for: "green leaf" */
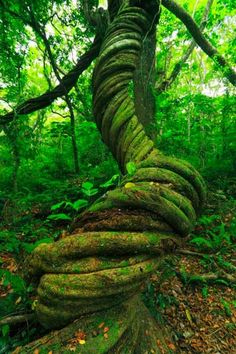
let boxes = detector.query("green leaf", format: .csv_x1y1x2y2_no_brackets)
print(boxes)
221,300,232,316
126,162,137,176
215,279,229,286
1,324,9,337
81,181,98,196
51,201,66,211
0,270,26,294
202,286,208,298
190,237,213,249
82,181,94,190
47,213,71,221
72,199,88,211
100,174,119,188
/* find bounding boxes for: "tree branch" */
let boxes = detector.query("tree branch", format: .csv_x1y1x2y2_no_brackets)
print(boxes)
157,0,214,94
161,0,236,86
0,38,101,125
177,270,236,284
0,313,35,326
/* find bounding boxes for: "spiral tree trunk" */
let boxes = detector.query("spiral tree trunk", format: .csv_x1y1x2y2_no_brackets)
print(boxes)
21,1,206,352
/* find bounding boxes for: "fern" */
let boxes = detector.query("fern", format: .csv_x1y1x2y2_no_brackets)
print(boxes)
190,237,213,249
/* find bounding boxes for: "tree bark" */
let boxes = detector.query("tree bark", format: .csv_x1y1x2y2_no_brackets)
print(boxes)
134,29,157,139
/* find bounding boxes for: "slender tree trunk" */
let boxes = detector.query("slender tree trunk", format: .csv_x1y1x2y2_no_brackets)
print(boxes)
12,141,20,193
65,95,80,174
4,127,20,193
29,17,80,174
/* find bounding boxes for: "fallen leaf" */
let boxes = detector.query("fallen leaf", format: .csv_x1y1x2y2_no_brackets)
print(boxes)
33,349,40,354
75,331,86,340
103,327,109,333
92,330,98,337
124,182,135,189
78,339,86,345
15,296,22,305
7,261,17,272
68,347,76,352
32,300,38,310
185,308,193,326
168,343,176,351
104,333,109,339
98,322,105,329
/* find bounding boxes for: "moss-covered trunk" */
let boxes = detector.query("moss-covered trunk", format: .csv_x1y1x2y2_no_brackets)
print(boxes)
20,0,206,352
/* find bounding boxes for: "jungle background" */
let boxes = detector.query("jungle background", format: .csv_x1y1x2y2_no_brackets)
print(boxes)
0,0,235,352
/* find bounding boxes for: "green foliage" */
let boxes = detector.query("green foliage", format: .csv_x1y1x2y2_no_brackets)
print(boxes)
188,207,236,280
47,175,120,222
143,258,178,322
48,213,72,221
82,182,99,197
201,285,209,298
221,299,233,317
100,174,120,188
190,218,234,253
126,162,137,176
0,268,33,332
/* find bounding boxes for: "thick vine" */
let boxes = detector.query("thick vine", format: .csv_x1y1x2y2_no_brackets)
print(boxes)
21,1,206,352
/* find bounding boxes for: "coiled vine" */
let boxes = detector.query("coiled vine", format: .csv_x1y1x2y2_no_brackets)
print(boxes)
22,0,206,352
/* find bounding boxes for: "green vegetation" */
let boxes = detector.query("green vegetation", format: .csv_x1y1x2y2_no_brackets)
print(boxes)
0,0,235,352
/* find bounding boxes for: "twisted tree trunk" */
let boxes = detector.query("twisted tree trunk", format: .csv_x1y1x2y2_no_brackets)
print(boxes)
20,1,206,352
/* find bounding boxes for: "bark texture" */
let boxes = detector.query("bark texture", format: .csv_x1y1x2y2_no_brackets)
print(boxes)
134,24,157,139
21,0,206,352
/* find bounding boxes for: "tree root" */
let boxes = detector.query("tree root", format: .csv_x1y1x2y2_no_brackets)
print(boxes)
0,313,35,326
17,296,175,353
176,270,236,285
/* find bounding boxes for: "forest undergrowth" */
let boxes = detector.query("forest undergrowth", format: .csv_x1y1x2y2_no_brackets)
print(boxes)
0,175,235,353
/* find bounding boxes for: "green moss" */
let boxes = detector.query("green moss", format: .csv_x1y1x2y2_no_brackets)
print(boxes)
118,267,130,275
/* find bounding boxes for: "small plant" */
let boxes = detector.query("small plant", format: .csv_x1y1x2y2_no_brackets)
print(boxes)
0,230,21,254
48,176,120,223
48,197,89,223
0,269,33,321
81,182,98,197
221,299,232,317
100,174,119,188
190,221,232,253
201,285,209,298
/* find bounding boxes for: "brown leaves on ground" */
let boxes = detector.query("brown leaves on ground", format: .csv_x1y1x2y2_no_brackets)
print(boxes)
151,254,236,354
0,253,18,298
67,330,87,351
66,323,111,350
1,253,18,273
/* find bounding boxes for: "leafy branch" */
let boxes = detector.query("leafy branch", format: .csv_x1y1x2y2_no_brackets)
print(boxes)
162,0,236,86
156,0,214,94
0,37,101,125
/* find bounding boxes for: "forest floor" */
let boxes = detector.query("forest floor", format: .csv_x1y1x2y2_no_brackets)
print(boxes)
0,179,235,353
146,182,236,353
